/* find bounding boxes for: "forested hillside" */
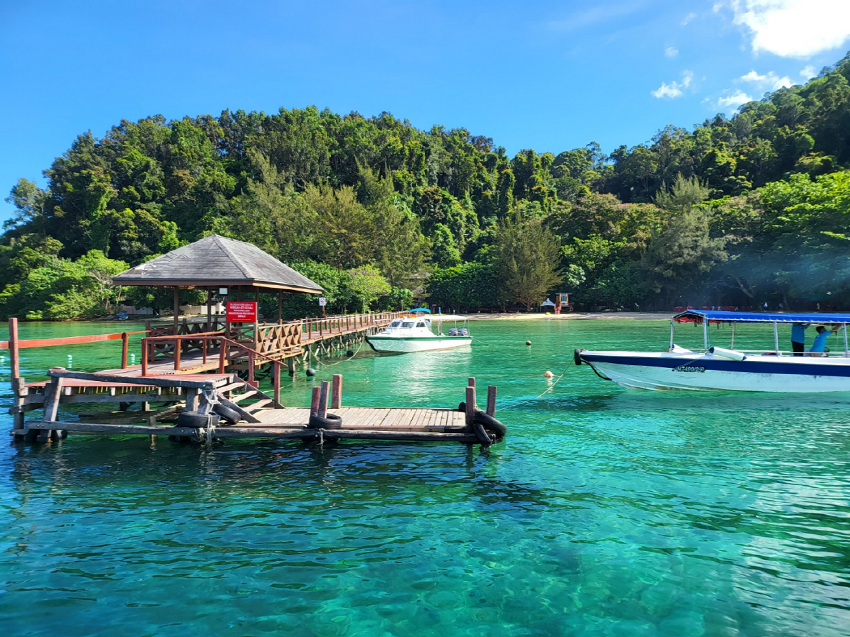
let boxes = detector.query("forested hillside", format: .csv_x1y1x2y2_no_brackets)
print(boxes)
4,52,850,319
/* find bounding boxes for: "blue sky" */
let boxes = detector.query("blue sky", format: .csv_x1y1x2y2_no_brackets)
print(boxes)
2,0,849,223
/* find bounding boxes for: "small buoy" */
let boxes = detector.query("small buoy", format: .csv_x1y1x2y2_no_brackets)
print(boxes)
526,340,532,346
346,349,355,357
544,370,554,378
67,354,73,360
306,368,317,377
130,353,136,363
0,355,5,363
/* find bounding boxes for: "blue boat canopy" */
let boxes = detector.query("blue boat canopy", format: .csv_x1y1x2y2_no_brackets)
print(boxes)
409,307,431,313
674,310,850,324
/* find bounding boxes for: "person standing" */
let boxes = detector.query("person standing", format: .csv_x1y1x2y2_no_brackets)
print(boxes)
809,325,839,357
791,322,809,356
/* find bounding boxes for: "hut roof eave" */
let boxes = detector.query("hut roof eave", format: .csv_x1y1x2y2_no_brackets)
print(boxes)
112,278,322,294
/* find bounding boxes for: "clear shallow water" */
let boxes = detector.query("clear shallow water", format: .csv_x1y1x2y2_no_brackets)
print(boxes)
1,319,849,636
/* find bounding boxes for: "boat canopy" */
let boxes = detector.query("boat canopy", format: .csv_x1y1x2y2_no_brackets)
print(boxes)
674,310,850,324
409,307,431,313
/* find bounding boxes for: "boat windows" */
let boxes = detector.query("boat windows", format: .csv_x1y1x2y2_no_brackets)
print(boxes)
390,320,402,327
401,322,415,328
416,322,426,327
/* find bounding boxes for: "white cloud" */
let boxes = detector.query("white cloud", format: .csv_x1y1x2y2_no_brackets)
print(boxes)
665,46,679,57
682,12,697,25
799,65,817,79
651,70,694,98
739,69,792,90
717,89,754,109
726,0,850,57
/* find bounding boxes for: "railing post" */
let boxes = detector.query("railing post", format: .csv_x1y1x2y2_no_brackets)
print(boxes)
219,341,228,373
141,338,149,376
273,362,281,407
121,332,129,369
8,318,20,382
202,337,207,364
173,338,181,371
248,351,255,385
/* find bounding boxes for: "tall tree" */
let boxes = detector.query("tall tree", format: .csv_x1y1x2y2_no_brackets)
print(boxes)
494,215,562,308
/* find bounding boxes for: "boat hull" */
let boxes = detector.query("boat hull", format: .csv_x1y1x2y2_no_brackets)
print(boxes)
367,336,472,353
578,351,850,392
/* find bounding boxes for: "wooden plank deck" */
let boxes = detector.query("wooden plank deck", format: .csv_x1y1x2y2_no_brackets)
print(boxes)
253,407,467,431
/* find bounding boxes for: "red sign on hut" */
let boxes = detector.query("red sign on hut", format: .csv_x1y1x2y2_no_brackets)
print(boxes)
227,301,257,323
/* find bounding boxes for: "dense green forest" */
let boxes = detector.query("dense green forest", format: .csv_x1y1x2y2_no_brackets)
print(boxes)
4,52,850,319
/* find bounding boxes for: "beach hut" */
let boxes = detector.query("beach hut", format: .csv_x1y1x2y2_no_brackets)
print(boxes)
113,234,322,340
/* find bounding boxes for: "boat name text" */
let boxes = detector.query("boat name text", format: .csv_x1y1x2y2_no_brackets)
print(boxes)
672,365,706,373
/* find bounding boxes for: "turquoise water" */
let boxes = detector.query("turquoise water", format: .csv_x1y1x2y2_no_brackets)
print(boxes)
1,319,849,636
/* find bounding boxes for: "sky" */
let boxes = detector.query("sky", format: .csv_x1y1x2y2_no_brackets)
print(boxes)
1,0,850,223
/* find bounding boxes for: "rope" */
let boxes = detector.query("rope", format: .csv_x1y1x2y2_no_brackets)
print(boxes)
497,361,572,411
312,337,366,368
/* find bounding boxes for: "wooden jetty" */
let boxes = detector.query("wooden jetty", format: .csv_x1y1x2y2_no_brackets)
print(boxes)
3,235,507,447
9,368,504,446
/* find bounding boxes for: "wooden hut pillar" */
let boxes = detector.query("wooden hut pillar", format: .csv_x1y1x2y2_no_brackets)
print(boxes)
172,287,180,335
254,287,260,349
277,291,283,323
206,288,213,330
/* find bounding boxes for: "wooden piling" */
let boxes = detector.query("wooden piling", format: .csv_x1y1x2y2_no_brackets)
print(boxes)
486,385,497,416
465,386,476,426
8,318,20,380
310,386,321,416
331,374,342,409
318,381,330,418
273,362,281,406
141,338,149,376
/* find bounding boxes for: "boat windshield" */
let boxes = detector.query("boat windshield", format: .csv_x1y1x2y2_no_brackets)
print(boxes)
401,321,415,328
389,320,402,327
416,322,426,327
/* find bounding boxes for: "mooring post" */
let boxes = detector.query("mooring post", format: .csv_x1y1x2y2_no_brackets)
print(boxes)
318,381,330,418
465,386,476,426
273,362,281,406
331,374,342,409
310,386,321,416
121,332,129,369
173,337,181,371
486,386,497,417
219,341,228,373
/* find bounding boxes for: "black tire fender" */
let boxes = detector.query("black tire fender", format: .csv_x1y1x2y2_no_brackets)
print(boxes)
309,413,342,429
473,409,507,438
574,348,584,366
213,403,241,425
176,411,220,428
473,420,493,445
458,401,466,412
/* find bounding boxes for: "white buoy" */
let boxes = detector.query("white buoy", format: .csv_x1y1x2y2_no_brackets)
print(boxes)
131,353,136,363
67,354,73,360
544,370,554,378
0,355,5,363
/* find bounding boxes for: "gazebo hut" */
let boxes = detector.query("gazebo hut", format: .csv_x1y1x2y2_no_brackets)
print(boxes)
113,235,322,344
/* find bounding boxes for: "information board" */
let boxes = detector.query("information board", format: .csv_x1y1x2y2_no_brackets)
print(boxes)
227,301,257,323
318,297,327,307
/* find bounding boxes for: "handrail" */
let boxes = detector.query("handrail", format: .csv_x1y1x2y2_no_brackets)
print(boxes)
144,330,225,341
0,329,149,350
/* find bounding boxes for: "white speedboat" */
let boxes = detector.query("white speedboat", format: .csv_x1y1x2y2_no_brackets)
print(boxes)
367,310,472,354
575,310,850,392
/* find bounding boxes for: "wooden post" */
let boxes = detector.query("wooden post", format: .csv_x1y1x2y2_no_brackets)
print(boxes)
310,386,321,416
40,375,64,442
173,287,180,335
202,338,207,364
273,362,281,406
248,351,255,385
141,338,149,376
277,291,282,323
173,337,181,371
318,381,329,418
8,317,20,382
219,341,228,373
486,386,497,417
465,386,476,426
468,377,476,390
206,288,212,330
121,332,129,369
331,374,342,409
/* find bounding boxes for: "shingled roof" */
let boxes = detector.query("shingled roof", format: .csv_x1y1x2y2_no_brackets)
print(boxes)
113,235,323,294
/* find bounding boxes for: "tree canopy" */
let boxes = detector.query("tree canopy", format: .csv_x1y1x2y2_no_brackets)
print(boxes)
6,51,850,318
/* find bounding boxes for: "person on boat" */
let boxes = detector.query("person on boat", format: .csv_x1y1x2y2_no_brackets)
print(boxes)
808,325,839,356
791,322,809,356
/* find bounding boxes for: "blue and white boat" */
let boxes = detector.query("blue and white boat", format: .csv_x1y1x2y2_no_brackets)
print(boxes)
575,310,850,392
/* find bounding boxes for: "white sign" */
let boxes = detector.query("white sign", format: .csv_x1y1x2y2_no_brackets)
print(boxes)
318,297,327,307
